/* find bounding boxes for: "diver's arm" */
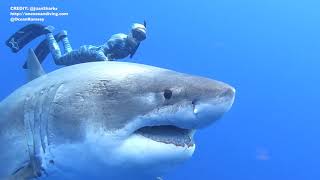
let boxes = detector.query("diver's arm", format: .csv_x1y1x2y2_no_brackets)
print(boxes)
129,43,140,58
96,45,110,61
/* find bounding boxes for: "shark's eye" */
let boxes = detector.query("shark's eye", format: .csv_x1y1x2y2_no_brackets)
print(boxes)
163,89,172,99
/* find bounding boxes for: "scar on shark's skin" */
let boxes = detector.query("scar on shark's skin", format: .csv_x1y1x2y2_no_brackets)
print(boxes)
0,49,235,179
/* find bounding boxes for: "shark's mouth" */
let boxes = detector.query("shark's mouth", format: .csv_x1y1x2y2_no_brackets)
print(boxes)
134,125,194,147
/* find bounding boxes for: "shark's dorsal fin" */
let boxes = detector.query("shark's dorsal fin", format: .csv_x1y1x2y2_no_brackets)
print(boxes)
26,48,45,82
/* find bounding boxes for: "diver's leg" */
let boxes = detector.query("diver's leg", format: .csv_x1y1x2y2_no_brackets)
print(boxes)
59,30,73,53
23,32,66,69
46,32,65,65
44,26,69,65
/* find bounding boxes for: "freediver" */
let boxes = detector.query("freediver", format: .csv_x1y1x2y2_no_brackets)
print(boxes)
6,22,147,68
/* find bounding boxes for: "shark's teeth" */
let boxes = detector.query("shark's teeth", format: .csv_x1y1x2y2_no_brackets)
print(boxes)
134,125,194,147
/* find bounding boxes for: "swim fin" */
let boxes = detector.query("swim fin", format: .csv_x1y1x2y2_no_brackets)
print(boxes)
6,24,47,53
23,33,64,69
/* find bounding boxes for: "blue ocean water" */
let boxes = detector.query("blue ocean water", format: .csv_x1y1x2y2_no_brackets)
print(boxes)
0,0,319,179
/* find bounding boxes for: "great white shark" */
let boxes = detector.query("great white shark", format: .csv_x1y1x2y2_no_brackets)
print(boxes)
0,49,235,180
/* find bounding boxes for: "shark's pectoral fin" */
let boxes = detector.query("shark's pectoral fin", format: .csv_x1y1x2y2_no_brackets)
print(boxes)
26,48,46,82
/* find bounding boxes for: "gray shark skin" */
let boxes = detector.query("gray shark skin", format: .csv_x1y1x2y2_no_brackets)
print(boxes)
0,60,235,180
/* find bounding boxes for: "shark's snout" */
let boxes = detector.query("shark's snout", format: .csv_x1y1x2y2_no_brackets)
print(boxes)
192,84,235,128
